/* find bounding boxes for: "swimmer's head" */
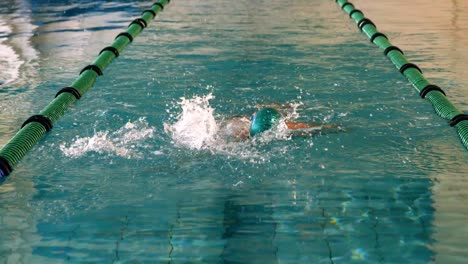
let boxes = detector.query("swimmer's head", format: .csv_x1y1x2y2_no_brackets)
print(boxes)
249,107,281,137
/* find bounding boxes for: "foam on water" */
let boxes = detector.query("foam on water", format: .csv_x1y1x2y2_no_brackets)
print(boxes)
60,117,159,159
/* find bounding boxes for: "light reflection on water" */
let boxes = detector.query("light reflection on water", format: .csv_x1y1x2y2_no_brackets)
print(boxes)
353,1,468,262
354,0,468,106
0,0,467,263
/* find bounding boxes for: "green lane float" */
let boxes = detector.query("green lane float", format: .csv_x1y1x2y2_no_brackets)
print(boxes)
0,0,171,178
335,0,468,150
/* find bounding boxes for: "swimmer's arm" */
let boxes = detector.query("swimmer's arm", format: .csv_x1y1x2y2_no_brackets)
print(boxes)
285,121,337,130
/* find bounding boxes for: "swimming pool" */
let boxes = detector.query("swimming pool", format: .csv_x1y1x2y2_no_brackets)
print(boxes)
1,0,467,263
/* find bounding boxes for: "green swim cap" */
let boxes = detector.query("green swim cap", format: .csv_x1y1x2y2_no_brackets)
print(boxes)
249,107,281,137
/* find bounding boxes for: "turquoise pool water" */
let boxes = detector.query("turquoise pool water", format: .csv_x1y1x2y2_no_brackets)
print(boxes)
1,0,467,263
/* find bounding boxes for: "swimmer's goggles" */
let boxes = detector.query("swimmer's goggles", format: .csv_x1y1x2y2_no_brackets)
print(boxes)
249,107,281,137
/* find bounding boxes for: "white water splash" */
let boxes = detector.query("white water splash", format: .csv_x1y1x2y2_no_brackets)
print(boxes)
163,94,299,162
164,93,219,150
60,117,157,158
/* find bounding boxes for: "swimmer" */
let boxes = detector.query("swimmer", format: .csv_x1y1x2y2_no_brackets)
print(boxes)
219,105,339,141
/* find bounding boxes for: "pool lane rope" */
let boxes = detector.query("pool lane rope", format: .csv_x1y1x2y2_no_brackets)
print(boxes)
0,0,171,178
334,0,468,150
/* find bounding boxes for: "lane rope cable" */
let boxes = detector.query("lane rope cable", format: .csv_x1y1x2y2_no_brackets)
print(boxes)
0,0,171,178
334,0,468,150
